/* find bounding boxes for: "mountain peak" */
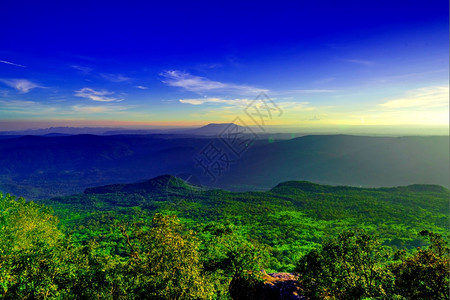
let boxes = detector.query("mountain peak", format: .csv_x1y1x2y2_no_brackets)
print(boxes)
178,122,246,136
84,174,180,195
201,123,236,127
270,181,329,193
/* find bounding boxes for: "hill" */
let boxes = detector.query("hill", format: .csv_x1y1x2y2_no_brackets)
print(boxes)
42,175,450,271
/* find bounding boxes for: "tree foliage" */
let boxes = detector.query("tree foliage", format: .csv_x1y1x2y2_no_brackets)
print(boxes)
390,230,449,300
1,191,449,299
295,230,394,299
124,213,213,299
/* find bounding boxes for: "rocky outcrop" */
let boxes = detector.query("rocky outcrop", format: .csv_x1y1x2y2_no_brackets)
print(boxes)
261,272,305,300
230,271,304,300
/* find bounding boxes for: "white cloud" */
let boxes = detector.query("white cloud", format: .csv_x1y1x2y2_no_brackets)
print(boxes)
74,88,122,102
0,99,57,115
179,97,315,118
161,70,268,94
179,97,252,106
71,104,129,113
277,101,315,111
379,86,449,109
0,99,38,108
136,85,148,90
0,60,26,68
343,58,373,66
275,89,338,95
0,99,131,117
100,73,131,82
0,79,41,93
70,65,92,74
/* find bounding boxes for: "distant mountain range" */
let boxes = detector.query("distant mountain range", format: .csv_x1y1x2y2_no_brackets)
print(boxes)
0,127,126,136
0,123,260,137
0,133,448,199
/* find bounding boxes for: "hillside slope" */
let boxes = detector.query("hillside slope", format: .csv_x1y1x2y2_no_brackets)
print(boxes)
42,175,450,270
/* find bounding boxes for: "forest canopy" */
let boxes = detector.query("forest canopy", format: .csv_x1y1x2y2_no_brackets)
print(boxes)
1,177,449,299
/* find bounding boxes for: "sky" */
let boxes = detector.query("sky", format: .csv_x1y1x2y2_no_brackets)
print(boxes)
0,0,448,133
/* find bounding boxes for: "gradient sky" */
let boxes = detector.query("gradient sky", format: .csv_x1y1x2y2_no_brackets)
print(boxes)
0,0,448,132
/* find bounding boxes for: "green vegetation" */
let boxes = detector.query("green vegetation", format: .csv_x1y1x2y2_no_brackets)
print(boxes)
296,229,449,299
42,176,449,271
1,177,449,299
0,193,266,299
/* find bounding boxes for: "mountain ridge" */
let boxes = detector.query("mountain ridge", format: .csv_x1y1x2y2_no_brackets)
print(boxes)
1,134,448,199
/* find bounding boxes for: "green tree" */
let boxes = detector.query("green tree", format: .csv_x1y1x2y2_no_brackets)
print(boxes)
295,229,394,300
391,230,449,300
124,214,213,299
0,193,66,298
198,222,267,299
0,193,118,299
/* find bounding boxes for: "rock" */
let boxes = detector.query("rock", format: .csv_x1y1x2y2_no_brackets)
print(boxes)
261,272,305,300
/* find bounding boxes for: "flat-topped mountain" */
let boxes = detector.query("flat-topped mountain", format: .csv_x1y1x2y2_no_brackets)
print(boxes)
176,123,252,136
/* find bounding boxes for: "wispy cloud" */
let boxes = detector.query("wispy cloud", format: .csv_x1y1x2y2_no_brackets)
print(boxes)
0,99,38,108
343,58,373,66
100,73,131,82
0,99,131,117
0,60,26,68
275,89,338,95
379,86,449,109
74,88,123,102
0,79,41,93
314,77,335,84
372,69,447,84
277,101,315,111
161,70,267,94
136,85,148,90
70,65,92,74
0,99,57,115
179,97,315,116
71,104,130,113
179,97,251,106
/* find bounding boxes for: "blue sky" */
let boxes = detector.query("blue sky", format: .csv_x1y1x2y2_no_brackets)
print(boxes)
0,0,448,132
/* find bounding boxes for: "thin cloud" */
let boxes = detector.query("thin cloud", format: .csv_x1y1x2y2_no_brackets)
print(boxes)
0,79,41,93
277,101,315,111
70,65,92,74
71,104,129,113
0,99,57,115
136,85,148,90
343,58,373,66
0,99,131,117
100,73,131,82
0,99,37,108
314,77,335,84
379,86,449,109
74,88,122,102
179,97,315,115
179,97,251,106
0,60,26,68
161,70,268,94
277,89,338,94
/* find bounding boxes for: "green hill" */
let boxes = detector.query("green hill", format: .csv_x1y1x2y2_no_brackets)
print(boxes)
42,175,449,271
